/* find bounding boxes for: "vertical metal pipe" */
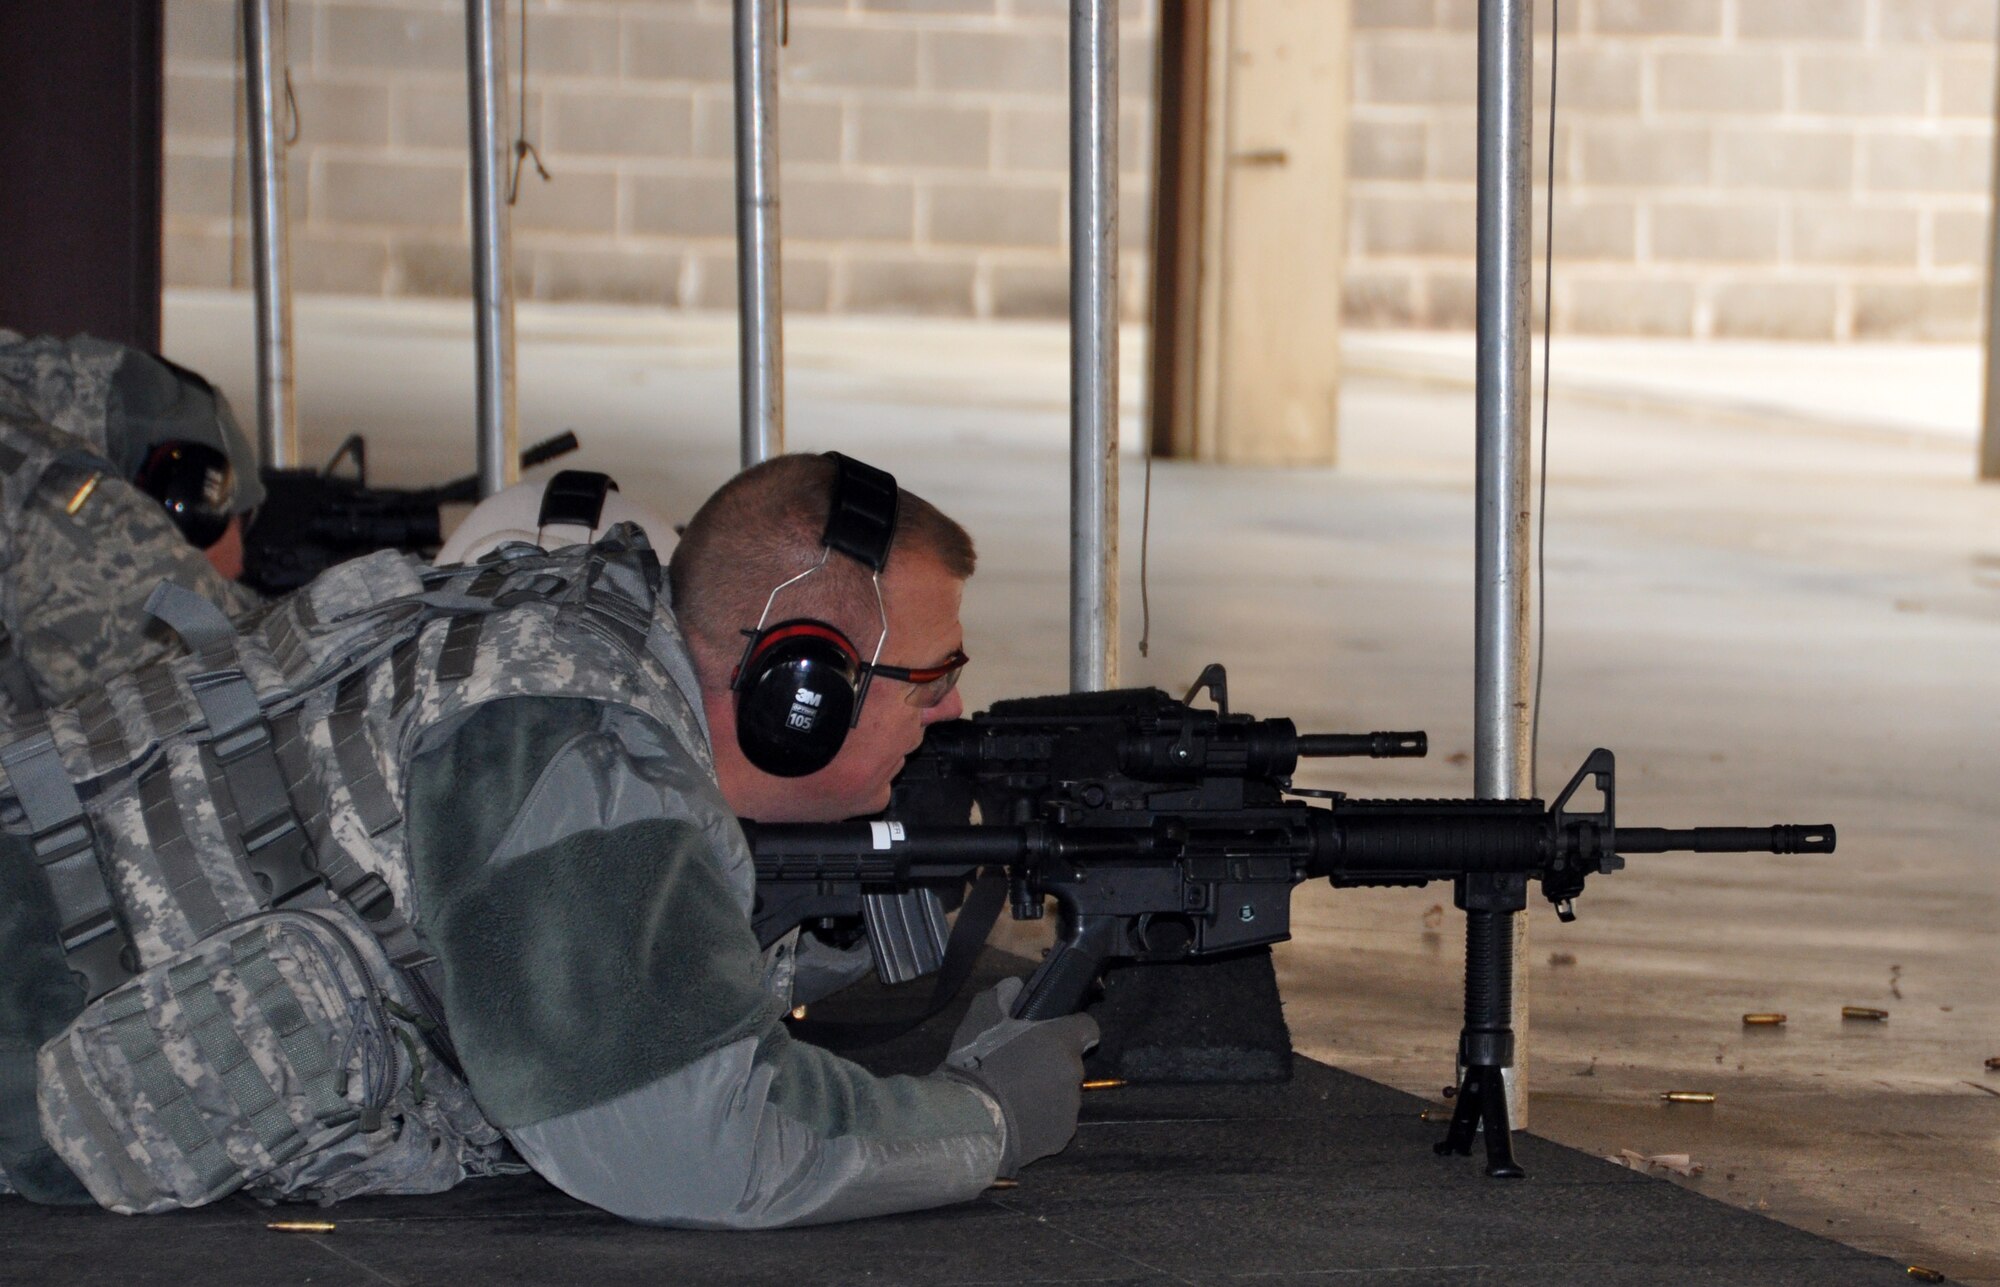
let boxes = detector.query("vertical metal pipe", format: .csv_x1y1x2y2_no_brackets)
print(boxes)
1472,0,1535,1121
1981,26,2000,482
243,0,298,468
466,0,518,499
1070,0,1119,692
735,0,784,468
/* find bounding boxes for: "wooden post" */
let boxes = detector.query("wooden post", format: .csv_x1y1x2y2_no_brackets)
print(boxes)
1146,0,1348,466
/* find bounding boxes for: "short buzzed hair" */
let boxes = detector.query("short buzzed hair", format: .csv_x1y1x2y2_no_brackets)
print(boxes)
667,454,975,687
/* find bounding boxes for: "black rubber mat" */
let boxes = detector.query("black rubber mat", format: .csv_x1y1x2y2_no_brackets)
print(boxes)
0,951,1939,1286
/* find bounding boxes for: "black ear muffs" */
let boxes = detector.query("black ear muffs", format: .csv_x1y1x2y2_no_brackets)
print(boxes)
732,619,865,777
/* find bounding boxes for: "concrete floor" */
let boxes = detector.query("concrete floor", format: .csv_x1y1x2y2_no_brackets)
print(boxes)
165,291,2000,1283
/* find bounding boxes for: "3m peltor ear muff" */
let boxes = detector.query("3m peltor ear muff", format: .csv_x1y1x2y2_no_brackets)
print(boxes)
132,439,235,549
731,453,899,778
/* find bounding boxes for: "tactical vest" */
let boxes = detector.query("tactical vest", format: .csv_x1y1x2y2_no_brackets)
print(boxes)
0,527,708,1213
0,409,124,716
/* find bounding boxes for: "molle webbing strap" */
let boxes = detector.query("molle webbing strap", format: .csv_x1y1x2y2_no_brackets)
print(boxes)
231,934,351,1128
435,566,507,683
329,672,401,837
137,766,229,940
1,728,130,997
74,692,130,776
821,452,898,573
389,637,419,714
102,988,238,1197
147,581,321,912
134,662,197,742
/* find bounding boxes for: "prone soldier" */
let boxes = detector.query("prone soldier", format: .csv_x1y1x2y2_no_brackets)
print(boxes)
0,331,262,720
0,453,1097,1226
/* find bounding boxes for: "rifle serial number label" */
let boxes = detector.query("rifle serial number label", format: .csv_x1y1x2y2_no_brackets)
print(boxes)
869,821,907,850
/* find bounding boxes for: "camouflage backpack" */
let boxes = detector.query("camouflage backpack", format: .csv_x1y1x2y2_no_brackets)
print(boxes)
0,527,706,1213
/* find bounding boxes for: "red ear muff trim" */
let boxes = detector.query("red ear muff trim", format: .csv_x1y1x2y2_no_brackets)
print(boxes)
732,620,860,691
731,619,865,778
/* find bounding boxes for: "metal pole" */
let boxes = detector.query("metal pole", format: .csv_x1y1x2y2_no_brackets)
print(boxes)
1981,26,2000,481
242,0,298,468
466,0,518,499
1470,0,1535,1128
1069,0,1119,693
734,0,784,468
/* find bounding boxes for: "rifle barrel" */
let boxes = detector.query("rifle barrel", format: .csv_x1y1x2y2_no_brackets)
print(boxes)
1297,731,1427,758
1612,824,1835,854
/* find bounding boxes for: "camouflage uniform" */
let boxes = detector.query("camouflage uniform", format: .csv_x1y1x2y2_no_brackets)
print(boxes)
0,332,261,722
1,529,1005,1223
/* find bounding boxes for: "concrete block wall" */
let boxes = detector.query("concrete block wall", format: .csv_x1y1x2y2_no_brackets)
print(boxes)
1347,0,1998,339
164,0,1158,320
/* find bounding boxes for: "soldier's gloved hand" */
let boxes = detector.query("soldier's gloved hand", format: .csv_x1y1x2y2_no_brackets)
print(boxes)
941,976,1099,1176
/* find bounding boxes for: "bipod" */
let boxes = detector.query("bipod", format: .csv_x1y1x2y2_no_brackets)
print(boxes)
1434,885,1528,1178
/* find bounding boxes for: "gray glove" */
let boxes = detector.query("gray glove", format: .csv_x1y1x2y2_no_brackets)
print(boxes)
941,977,1100,1176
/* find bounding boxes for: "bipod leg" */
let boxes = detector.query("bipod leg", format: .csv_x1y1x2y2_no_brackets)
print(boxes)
1434,900,1528,1178
1435,1061,1524,1178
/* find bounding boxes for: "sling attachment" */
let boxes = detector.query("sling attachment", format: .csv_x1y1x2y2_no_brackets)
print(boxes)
1,729,130,997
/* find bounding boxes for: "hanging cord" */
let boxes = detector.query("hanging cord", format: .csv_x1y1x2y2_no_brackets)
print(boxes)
1528,1,1559,795
507,0,551,204
281,0,300,144
229,4,245,288
1137,449,1154,657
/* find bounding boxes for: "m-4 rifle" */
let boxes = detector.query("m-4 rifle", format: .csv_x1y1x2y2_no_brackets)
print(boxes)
743,665,1834,1178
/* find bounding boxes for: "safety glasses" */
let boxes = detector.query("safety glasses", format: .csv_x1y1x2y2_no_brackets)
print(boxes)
864,648,970,708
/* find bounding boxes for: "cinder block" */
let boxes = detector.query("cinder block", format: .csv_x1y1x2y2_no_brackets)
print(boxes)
1654,52,1784,114
622,13,733,83
785,25,921,90
165,73,236,142
1580,123,1712,187
1555,46,1644,113
1736,0,1864,40
693,253,833,312
1437,0,1579,33
1350,118,1426,181
989,261,1069,318
1565,277,1696,336
1851,282,1982,340
291,78,393,148
163,231,234,290
1649,203,1781,263
1709,280,1838,340
322,6,465,74
928,181,1062,247
1937,56,1996,119
529,245,683,307
784,178,917,242
1357,42,1477,107
509,169,621,235
627,171,736,239
1353,196,1476,257
1878,0,1998,43
1591,0,1722,37
1339,270,1421,327
1931,209,1988,267
548,92,694,160
1422,271,1476,328
1539,199,1638,262
165,150,237,221
315,158,467,228
1795,54,1928,117
1425,111,1477,180
1716,129,1851,191
524,12,621,78
165,0,239,68
924,29,1067,94
855,101,991,169
394,83,509,152
861,0,1000,14
1863,134,1989,194
290,235,390,295
1789,206,1919,266
996,107,1068,172
843,255,977,314
693,91,845,165
1353,0,1437,30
